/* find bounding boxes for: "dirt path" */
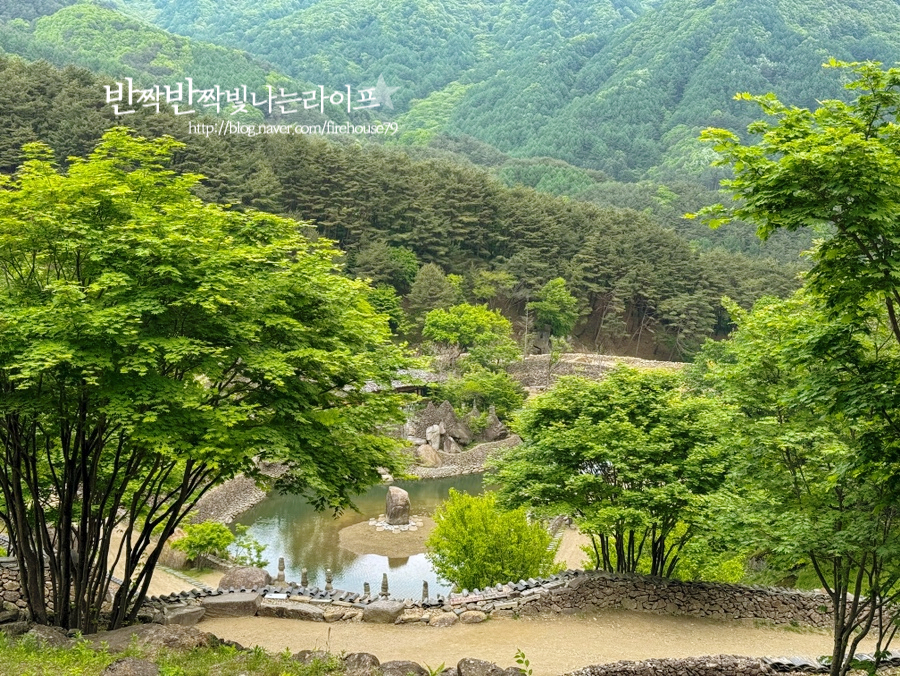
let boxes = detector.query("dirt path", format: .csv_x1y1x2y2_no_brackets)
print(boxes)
199,611,860,676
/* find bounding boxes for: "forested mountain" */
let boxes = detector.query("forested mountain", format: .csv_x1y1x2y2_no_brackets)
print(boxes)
0,1,327,121
101,0,900,179
0,55,804,359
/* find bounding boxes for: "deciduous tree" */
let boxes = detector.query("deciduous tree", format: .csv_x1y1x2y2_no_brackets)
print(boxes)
0,128,408,632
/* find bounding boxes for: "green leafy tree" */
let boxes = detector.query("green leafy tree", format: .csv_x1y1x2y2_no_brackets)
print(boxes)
405,263,460,327
492,367,725,577
423,303,518,369
171,522,234,568
692,294,900,676
0,128,408,632
430,368,525,419
425,490,561,591
526,277,579,339
230,524,269,568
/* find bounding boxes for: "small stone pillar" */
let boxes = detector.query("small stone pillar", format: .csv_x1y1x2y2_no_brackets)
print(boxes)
277,558,285,583
325,569,333,591
385,486,410,526
301,568,308,588
422,581,429,602
381,573,389,598
364,581,370,596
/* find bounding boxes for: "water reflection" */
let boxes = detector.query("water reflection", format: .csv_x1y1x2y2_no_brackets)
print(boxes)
232,474,484,598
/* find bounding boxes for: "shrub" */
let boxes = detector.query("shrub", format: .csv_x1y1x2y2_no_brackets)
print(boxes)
171,522,234,566
425,490,562,590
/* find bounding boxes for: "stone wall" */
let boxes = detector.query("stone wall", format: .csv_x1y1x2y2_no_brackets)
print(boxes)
146,569,835,631
0,559,27,612
191,463,285,524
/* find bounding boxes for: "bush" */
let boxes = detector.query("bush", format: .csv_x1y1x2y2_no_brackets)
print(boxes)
425,490,562,590
431,367,525,418
171,522,234,566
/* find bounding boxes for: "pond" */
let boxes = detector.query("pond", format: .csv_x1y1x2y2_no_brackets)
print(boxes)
231,474,485,598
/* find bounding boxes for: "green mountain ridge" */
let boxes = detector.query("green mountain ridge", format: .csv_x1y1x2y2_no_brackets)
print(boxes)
103,0,900,180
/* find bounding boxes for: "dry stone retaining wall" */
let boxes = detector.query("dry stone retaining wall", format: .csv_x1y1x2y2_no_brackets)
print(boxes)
144,569,835,630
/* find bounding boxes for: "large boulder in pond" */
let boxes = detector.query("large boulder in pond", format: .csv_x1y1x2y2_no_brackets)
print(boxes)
218,566,271,590
385,486,410,525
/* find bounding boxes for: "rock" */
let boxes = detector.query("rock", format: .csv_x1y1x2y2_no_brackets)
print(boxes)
397,608,425,624
362,599,406,624
440,669,459,676
0,609,19,624
0,620,30,637
89,623,217,654
457,658,505,676
442,437,464,454
344,652,381,675
478,408,508,442
161,603,205,627
258,599,324,622
25,624,71,648
323,607,345,623
415,444,442,468
293,649,332,665
218,566,272,590
425,423,443,452
200,591,261,618
459,610,487,624
429,612,458,627
101,658,160,676
385,486,410,526
501,668,526,676
381,660,428,676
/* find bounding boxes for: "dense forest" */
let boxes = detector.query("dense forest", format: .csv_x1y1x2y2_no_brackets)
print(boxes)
99,0,900,179
0,55,805,359
4,0,900,180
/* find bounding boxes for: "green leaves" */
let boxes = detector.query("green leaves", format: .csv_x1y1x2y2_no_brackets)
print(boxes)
492,366,726,577
425,490,561,591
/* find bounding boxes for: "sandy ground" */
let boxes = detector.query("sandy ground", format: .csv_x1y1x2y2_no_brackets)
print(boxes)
339,518,436,558
554,527,592,570
199,611,862,675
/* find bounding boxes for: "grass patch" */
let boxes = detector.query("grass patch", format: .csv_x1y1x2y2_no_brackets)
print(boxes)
0,632,346,676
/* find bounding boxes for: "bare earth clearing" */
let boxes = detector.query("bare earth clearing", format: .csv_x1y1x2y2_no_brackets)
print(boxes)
199,612,859,676
148,525,871,674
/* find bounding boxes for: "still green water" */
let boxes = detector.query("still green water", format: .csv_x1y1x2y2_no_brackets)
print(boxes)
232,474,484,598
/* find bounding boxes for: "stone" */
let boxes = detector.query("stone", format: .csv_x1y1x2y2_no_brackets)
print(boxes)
442,436,464,454
429,612,458,627
362,599,406,624
258,599,325,622
0,621,30,637
89,624,217,654
385,486,410,526
459,610,487,624
478,407,508,442
0,609,19,624
344,652,381,675
218,566,272,590
440,669,459,676
293,650,332,665
457,658,505,676
415,444,442,468
425,423,444,450
161,603,205,626
200,591,261,618
501,668,526,676
397,608,425,624
381,660,428,676
323,606,345,623
101,658,160,676
25,624,71,648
